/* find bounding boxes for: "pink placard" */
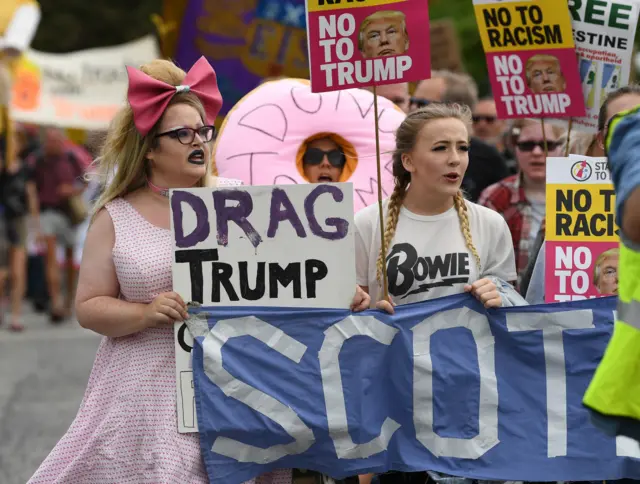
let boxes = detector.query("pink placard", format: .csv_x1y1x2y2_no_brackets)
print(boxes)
486,48,586,119
545,241,619,303
306,0,430,93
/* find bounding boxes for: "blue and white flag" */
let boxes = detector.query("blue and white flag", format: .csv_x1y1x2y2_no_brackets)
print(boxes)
187,293,640,484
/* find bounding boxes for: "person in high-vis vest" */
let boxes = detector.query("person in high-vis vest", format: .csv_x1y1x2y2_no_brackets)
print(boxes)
583,102,640,440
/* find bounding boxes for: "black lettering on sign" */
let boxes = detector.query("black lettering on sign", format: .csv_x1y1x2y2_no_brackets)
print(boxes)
573,29,628,49
487,25,563,48
555,213,618,237
208,259,329,302
600,189,615,212
317,0,366,6
386,243,471,299
270,262,302,298
306,259,328,298
483,5,562,48
178,323,192,353
238,261,266,300
556,189,592,213
175,249,219,303
212,262,240,302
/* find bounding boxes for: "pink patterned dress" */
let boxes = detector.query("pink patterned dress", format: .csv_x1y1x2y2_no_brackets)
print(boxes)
28,197,292,484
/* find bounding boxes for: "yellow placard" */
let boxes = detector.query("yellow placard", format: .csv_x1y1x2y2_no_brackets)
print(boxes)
546,183,619,242
474,0,575,53
306,0,407,13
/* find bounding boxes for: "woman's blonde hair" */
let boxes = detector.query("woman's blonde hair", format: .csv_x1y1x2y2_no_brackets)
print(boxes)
91,59,210,221
509,118,566,148
375,103,481,285
567,131,598,156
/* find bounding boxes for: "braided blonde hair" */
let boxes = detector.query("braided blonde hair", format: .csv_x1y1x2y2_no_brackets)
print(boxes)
375,103,481,285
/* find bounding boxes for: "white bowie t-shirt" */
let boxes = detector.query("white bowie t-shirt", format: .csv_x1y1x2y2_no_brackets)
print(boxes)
355,199,517,306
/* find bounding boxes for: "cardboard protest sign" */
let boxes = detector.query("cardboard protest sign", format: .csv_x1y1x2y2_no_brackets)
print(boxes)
545,156,619,302
11,36,159,130
305,0,431,92
568,0,640,133
170,183,356,432
473,0,586,119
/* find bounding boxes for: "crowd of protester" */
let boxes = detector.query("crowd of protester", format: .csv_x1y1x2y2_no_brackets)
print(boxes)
8,54,630,484
0,69,621,338
0,123,100,330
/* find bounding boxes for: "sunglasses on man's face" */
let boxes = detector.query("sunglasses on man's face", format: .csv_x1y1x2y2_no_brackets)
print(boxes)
472,115,497,124
303,148,346,167
516,140,561,152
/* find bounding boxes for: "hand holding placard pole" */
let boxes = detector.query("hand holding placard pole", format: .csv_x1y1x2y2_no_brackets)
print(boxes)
373,85,389,301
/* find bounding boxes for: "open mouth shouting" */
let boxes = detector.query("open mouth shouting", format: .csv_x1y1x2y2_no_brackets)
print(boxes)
443,172,461,183
317,174,335,183
188,149,205,165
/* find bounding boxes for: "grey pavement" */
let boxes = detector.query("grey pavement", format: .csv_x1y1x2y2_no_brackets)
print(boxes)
0,304,101,484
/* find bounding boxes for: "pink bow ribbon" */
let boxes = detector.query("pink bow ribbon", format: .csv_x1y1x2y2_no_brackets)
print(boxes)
126,56,223,137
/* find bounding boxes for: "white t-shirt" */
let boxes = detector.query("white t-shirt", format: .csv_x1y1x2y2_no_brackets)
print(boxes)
355,199,517,306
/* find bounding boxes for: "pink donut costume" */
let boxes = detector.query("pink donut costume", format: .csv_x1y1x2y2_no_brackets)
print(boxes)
212,78,406,212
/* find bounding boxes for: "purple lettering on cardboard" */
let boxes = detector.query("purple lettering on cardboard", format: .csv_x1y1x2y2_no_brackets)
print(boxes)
304,185,349,240
213,189,262,248
267,188,307,238
171,191,211,248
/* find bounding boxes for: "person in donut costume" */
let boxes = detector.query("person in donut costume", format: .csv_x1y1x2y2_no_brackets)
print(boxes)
212,77,405,211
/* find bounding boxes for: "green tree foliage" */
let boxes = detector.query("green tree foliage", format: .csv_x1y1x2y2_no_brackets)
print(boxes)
430,0,491,96
31,0,162,53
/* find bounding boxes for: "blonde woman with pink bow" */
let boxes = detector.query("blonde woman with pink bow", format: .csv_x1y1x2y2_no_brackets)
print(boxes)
27,56,371,484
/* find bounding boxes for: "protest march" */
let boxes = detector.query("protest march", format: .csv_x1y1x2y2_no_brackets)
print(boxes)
5,1,640,484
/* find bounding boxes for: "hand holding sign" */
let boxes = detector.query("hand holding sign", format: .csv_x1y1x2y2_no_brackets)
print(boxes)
143,292,189,326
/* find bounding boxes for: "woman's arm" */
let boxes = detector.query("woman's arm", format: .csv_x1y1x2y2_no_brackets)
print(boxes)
75,208,169,337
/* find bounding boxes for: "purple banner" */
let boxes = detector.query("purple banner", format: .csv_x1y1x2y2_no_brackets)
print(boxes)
174,0,309,116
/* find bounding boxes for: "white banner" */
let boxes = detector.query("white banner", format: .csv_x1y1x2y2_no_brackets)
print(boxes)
569,0,640,133
170,183,356,432
9,35,159,130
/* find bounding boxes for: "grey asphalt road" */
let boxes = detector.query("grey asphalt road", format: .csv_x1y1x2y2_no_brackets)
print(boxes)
0,306,101,484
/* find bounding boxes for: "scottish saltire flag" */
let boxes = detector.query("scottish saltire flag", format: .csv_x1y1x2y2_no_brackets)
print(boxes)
187,293,640,484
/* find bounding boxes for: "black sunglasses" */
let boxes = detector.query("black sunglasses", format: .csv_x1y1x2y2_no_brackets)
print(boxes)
472,115,497,123
409,97,436,108
516,140,561,152
156,125,216,145
303,148,346,167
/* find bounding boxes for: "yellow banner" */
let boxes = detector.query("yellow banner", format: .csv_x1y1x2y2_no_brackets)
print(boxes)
307,0,407,13
474,0,575,53
546,183,619,242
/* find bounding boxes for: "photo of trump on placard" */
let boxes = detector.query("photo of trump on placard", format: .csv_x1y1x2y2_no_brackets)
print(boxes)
593,248,619,295
358,10,409,58
526,54,567,94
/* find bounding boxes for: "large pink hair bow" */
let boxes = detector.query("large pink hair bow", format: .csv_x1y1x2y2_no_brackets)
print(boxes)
126,56,223,137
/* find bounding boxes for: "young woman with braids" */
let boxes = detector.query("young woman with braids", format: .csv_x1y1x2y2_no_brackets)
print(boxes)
355,103,521,316
355,103,523,484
